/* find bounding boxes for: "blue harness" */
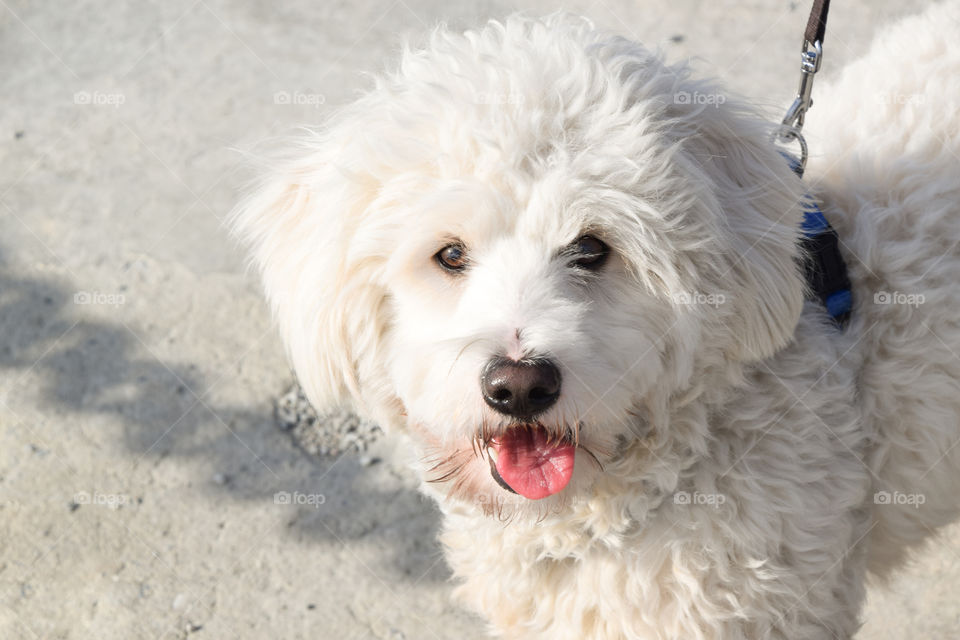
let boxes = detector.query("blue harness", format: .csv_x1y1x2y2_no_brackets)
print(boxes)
787,155,852,327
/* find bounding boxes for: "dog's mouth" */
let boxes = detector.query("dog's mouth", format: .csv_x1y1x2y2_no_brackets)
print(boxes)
485,424,576,500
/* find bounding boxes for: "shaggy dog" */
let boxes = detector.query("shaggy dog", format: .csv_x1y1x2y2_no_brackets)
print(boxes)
232,4,960,638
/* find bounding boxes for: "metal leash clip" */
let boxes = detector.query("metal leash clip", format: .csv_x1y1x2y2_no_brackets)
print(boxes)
778,39,823,173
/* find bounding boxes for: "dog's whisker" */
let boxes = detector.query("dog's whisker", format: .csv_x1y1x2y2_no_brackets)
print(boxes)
445,337,485,380
580,445,603,473
427,457,468,484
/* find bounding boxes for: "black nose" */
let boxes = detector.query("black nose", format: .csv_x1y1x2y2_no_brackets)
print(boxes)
481,357,561,419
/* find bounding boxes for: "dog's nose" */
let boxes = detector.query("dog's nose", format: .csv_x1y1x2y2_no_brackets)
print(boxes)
481,357,561,418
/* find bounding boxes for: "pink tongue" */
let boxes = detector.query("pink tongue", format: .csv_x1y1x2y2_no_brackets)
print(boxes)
492,427,576,500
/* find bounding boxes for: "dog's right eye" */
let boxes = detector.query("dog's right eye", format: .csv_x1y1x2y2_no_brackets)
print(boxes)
435,243,468,273
570,235,609,271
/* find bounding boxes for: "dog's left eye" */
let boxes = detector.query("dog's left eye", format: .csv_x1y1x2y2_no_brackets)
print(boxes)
435,242,469,273
570,235,609,270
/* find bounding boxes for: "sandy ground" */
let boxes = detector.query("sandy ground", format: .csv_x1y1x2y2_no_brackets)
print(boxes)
2,0,958,638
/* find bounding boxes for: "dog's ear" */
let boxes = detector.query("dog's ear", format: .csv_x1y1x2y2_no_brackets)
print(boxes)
230,141,397,425
671,91,807,362
598,42,806,361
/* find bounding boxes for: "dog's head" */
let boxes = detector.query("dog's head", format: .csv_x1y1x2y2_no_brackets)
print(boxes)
232,15,806,517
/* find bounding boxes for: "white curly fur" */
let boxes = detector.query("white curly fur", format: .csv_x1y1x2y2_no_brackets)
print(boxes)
231,4,960,638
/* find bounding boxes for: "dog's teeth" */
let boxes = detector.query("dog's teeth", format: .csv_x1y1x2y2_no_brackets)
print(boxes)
488,447,499,463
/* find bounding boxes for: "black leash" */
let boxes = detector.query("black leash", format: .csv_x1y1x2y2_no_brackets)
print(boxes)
805,0,831,47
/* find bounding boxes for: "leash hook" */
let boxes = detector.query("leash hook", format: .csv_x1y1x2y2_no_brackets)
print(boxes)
778,39,822,172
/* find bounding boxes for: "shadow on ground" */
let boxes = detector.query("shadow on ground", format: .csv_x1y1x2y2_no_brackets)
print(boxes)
0,246,451,584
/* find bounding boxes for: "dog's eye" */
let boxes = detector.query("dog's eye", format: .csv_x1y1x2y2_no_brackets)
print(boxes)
435,243,468,273
571,235,609,270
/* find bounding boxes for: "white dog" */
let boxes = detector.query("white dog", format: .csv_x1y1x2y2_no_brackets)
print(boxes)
232,4,960,638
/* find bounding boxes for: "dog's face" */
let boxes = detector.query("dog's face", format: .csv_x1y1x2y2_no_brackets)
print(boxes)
233,16,806,517
382,167,678,506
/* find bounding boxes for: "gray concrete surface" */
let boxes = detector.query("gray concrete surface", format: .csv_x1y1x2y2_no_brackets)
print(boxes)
1,0,956,638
